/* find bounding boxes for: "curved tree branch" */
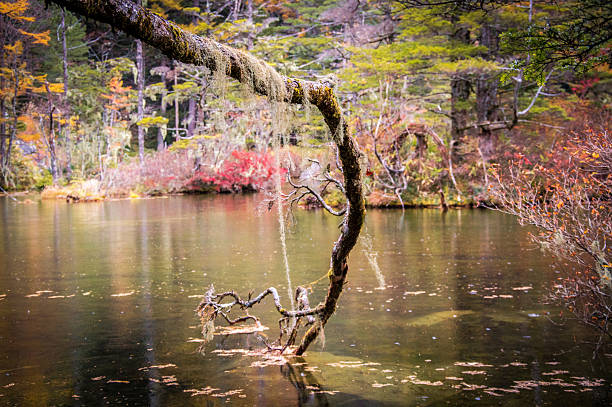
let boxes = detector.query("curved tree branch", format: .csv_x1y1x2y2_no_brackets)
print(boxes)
50,0,365,356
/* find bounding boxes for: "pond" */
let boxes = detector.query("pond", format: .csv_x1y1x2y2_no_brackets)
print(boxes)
0,195,610,406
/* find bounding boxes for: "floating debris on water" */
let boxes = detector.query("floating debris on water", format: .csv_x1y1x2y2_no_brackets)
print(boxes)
139,363,176,371
327,361,381,368
214,323,268,335
454,362,493,368
372,383,393,388
111,291,135,297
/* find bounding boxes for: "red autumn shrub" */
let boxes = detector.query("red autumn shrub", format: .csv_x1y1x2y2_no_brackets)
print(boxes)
184,150,283,193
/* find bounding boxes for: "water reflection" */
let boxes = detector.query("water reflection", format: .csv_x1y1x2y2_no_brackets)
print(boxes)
0,195,609,405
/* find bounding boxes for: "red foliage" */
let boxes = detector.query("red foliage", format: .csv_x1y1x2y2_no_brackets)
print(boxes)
571,77,600,98
186,150,283,193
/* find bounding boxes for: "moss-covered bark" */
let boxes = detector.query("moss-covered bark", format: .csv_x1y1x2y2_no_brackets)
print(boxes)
50,0,365,355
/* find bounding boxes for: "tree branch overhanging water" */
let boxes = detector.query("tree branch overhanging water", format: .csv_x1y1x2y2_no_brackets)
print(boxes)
48,0,365,355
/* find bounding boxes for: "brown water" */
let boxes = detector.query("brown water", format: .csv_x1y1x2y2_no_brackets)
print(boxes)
0,195,610,406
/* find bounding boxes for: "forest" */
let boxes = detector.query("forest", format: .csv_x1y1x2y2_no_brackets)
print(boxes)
0,0,611,404
0,0,608,203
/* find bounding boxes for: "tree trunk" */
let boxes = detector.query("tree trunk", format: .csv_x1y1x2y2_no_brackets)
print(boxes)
0,99,5,171
157,68,167,151
185,0,199,139
0,34,6,172
476,23,500,161
61,9,73,179
187,99,196,138
173,62,180,142
476,76,498,160
136,38,145,163
49,0,365,356
449,23,471,161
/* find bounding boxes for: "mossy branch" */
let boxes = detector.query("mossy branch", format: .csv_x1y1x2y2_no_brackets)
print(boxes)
50,0,365,356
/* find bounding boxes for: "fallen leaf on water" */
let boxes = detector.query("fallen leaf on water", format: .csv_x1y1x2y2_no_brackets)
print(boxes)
575,379,605,387
184,386,220,396
542,370,569,376
460,382,487,390
462,370,487,375
486,387,520,394
549,380,576,387
454,362,493,368
305,386,339,395
161,375,178,386
111,291,134,297
327,361,381,368
139,363,177,371
249,357,287,368
512,380,555,389
211,389,244,398
403,376,443,386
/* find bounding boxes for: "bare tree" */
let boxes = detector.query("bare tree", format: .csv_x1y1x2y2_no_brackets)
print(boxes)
490,130,611,346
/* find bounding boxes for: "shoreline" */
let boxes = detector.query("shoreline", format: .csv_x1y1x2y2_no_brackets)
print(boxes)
2,187,484,209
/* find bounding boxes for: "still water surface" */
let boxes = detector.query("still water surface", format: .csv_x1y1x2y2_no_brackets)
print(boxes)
0,195,610,406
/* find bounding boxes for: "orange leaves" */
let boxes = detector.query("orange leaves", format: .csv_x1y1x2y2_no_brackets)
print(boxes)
3,40,23,57
17,115,41,142
18,29,50,45
101,76,133,112
46,82,64,93
0,0,34,22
